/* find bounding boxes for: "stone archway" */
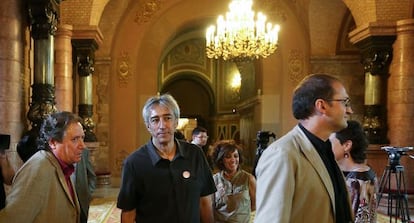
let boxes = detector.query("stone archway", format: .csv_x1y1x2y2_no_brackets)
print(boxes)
161,74,214,136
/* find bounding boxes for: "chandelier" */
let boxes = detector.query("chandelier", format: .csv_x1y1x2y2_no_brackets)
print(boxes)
206,0,280,61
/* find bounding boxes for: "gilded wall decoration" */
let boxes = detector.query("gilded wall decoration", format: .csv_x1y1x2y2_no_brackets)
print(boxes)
217,124,227,140
161,39,213,84
288,49,305,85
134,0,161,24
170,40,204,66
216,123,240,141
118,51,130,88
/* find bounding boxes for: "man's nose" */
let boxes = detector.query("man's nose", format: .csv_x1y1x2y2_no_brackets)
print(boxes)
346,106,353,114
79,138,86,150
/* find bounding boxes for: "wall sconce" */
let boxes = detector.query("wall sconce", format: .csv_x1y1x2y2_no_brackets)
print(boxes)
230,72,241,100
231,72,241,90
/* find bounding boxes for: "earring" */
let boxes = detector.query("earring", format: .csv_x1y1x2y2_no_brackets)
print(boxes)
344,153,349,158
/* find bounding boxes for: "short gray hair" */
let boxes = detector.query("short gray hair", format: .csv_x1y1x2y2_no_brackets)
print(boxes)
142,93,180,125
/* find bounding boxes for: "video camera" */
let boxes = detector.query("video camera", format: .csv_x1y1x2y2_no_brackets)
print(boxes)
0,134,11,150
381,146,413,166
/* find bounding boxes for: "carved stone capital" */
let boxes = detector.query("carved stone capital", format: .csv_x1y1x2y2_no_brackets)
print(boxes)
72,39,98,77
77,56,95,77
27,83,58,128
78,104,97,142
28,0,62,39
355,36,395,75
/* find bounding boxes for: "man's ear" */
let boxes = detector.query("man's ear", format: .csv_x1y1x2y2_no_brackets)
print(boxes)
315,98,327,114
48,139,56,150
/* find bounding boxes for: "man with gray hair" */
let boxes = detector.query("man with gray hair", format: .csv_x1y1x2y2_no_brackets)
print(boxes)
117,93,216,223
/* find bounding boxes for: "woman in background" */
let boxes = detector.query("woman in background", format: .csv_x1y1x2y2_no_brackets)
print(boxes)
330,120,378,222
0,149,14,210
211,140,256,223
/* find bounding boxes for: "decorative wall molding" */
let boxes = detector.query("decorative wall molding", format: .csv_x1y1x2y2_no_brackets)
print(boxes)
118,51,130,88
288,49,305,85
161,39,213,84
134,0,162,24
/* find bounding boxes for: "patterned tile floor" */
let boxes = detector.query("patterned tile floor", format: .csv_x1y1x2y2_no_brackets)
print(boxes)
89,187,121,223
88,187,414,223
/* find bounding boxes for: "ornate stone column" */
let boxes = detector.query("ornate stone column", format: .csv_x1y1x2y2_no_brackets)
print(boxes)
72,39,98,142
72,29,109,185
388,19,414,191
19,0,61,162
349,26,397,208
355,36,395,144
54,24,73,112
0,0,24,168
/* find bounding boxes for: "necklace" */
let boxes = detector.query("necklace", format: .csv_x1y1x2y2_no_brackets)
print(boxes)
349,165,369,172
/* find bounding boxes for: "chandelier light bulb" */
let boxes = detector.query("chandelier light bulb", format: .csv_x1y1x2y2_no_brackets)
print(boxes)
206,0,280,61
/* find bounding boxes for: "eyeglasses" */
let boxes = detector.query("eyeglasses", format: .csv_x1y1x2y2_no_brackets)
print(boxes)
326,98,351,107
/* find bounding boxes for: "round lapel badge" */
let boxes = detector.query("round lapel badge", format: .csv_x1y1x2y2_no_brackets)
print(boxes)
182,170,191,179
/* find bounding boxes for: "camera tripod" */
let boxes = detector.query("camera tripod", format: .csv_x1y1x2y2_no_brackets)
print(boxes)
377,162,411,223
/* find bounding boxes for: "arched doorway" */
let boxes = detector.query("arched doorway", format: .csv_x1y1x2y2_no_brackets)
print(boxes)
161,74,215,141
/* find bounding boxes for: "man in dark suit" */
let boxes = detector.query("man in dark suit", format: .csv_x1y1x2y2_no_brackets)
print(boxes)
73,148,97,223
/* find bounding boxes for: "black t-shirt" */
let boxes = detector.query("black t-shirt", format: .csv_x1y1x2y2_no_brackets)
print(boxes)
117,139,216,223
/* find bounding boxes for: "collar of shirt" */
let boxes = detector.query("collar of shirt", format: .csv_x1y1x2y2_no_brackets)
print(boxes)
54,155,75,178
53,152,76,201
298,123,332,154
147,138,184,165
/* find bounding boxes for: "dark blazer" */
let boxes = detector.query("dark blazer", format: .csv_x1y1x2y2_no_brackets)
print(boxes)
73,148,97,223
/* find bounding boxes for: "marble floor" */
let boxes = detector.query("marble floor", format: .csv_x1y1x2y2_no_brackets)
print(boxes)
89,187,121,223
92,186,120,200
88,186,414,223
